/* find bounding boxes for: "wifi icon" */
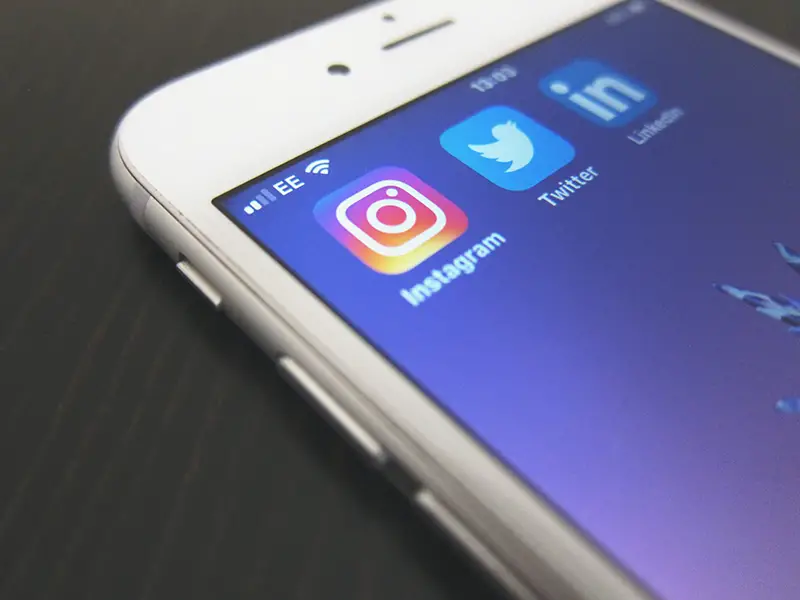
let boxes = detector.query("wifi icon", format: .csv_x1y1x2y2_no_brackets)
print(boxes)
305,159,331,175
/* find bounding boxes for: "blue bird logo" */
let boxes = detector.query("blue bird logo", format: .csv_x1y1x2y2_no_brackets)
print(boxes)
468,121,534,173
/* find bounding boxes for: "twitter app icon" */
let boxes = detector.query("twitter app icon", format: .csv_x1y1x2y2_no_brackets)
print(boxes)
440,106,575,191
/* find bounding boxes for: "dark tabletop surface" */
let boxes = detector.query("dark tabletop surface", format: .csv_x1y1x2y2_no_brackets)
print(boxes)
1,1,797,599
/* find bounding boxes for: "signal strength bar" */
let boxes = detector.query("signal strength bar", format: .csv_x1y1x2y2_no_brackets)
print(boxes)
243,188,278,215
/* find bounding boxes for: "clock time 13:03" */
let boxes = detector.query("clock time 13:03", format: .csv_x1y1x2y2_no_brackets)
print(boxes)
469,65,518,92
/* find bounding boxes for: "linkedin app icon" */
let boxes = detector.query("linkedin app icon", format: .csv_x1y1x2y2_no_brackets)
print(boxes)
540,60,657,126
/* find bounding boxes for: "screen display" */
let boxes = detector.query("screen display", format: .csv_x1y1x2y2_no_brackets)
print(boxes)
216,2,800,597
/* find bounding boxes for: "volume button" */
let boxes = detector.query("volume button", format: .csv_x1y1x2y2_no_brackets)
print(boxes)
176,260,223,309
277,356,387,464
415,490,538,600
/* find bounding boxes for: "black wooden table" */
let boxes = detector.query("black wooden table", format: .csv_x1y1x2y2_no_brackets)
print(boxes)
1,1,796,598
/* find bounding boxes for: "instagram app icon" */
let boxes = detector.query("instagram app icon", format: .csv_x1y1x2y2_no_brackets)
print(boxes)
314,167,468,274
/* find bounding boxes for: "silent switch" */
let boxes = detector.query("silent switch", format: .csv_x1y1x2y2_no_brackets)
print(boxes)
277,356,387,464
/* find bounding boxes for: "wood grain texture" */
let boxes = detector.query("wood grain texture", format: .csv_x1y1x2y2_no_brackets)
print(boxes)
0,1,796,599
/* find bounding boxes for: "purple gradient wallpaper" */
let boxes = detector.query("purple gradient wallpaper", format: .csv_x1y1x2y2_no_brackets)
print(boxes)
218,2,800,598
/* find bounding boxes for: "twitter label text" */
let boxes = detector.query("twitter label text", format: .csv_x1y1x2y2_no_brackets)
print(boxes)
537,166,599,207
440,106,575,192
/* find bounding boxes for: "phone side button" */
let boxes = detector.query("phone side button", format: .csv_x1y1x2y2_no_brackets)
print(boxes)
176,259,223,309
415,490,538,600
276,356,388,465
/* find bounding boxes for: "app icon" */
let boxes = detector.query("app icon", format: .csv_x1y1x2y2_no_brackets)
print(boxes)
314,167,468,274
440,106,575,191
540,60,657,126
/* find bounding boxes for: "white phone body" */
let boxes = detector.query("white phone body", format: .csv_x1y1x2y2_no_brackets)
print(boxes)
110,1,800,598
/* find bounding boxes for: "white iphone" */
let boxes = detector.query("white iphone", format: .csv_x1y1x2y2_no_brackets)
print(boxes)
111,1,800,598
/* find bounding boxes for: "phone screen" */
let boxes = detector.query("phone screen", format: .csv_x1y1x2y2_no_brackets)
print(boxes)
216,2,800,597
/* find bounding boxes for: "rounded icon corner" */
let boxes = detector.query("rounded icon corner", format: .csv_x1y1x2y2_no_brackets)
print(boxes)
503,179,541,193
365,261,414,276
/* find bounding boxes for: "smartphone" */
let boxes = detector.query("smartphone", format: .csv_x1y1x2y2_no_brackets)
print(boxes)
110,0,800,598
